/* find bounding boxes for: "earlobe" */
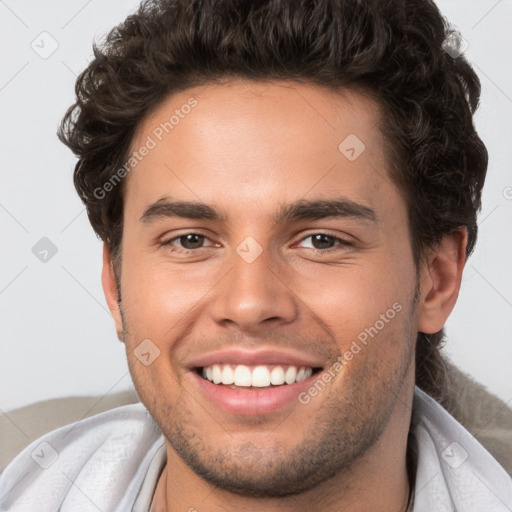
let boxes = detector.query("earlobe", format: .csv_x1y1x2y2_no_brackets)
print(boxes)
417,227,467,334
101,243,125,342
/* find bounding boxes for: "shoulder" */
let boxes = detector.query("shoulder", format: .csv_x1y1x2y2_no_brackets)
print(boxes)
0,403,164,512
411,387,512,511
1,389,141,472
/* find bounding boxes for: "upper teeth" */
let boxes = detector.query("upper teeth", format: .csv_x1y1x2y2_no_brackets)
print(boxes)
202,364,313,387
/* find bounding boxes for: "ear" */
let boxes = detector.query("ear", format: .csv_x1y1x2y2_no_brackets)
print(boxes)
101,243,125,342
417,227,467,334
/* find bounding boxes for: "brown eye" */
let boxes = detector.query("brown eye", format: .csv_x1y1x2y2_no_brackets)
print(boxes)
161,232,214,252
298,233,352,251
178,233,205,249
310,234,336,250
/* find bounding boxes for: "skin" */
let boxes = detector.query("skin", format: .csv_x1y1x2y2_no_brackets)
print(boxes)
101,79,467,512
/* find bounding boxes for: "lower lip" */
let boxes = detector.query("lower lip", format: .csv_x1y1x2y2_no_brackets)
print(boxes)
189,370,321,416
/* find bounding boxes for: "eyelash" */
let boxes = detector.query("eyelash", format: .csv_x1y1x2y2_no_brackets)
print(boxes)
160,232,353,254
297,233,354,251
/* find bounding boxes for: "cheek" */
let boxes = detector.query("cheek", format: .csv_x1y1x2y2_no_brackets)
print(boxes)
119,256,219,345
291,255,414,351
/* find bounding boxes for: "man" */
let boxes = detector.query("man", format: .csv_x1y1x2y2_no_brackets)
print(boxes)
1,0,511,510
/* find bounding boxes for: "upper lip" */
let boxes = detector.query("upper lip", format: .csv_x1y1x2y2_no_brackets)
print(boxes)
187,348,326,369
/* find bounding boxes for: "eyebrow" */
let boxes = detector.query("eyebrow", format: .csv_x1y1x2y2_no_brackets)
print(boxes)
274,198,376,224
140,199,227,223
140,197,376,224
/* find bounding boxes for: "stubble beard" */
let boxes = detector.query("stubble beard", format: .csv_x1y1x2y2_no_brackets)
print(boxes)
119,292,417,498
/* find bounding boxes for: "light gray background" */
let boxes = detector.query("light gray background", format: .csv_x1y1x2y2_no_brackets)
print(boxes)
1,0,511,412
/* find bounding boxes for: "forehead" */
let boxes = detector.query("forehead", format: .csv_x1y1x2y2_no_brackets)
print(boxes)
124,79,399,223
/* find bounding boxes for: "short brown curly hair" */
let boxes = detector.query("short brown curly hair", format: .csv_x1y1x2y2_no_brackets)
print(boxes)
58,0,488,402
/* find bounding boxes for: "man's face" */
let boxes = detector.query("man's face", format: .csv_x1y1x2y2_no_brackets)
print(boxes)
107,80,420,496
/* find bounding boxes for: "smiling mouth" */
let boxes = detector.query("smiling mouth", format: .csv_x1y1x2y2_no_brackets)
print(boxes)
196,364,323,389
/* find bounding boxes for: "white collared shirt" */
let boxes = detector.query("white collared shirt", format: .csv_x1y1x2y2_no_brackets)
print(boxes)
0,387,510,511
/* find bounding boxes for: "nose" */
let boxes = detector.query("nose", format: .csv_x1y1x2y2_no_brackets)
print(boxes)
209,246,298,332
